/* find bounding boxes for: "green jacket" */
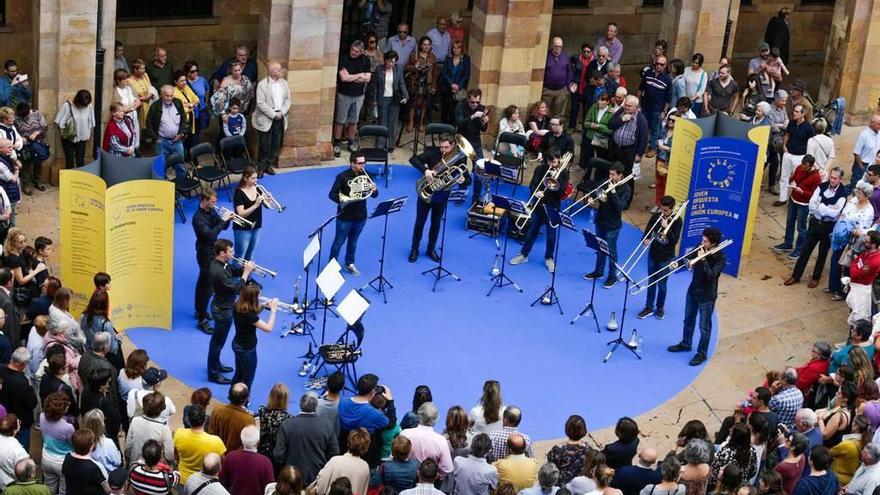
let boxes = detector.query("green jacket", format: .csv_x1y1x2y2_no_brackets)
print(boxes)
4,481,51,495
145,98,188,141
583,103,614,141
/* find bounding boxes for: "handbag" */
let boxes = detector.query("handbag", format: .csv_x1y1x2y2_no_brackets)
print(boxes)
656,159,669,177
590,132,609,149
59,102,77,141
29,141,50,162
839,243,855,267
771,131,784,153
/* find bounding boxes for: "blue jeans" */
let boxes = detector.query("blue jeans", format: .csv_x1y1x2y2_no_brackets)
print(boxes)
644,110,662,150
645,256,671,310
207,308,233,378
231,341,257,391
520,206,557,260
233,228,261,261
691,101,703,117
330,219,366,266
594,225,620,277
851,160,865,192
157,138,184,159
15,427,30,455
376,97,400,149
784,202,809,252
681,294,715,356
829,248,845,294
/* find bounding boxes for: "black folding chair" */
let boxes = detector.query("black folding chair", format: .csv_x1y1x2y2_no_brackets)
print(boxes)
164,154,201,223
422,123,455,155
358,125,390,188
190,142,231,200
493,132,528,192
218,135,254,176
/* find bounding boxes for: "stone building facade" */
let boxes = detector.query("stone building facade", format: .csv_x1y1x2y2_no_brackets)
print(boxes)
2,0,871,167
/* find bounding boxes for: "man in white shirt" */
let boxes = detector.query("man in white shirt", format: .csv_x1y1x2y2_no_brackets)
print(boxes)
400,402,454,479
847,444,880,495
252,62,291,177
426,17,451,64
852,115,880,190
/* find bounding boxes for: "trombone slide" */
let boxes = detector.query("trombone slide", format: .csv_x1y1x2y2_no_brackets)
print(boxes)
515,152,573,230
630,239,733,295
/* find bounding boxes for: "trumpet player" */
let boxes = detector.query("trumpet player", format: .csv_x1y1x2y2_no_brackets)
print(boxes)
583,163,631,289
667,227,726,367
233,166,267,261
636,195,682,320
231,284,278,391
509,150,569,272
192,188,233,334
208,239,255,384
329,151,378,275
408,133,471,263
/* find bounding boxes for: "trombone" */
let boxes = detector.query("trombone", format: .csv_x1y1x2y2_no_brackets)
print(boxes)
259,296,298,312
257,184,286,212
215,206,254,229
515,152,573,230
619,200,689,274
231,256,278,278
630,239,733,295
563,173,635,218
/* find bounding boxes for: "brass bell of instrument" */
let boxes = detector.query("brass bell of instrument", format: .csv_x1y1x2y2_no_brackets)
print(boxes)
627,329,641,350
297,360,311,377
491,254,501,277
606,311,618,331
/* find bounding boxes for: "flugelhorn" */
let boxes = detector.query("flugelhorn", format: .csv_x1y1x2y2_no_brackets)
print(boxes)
259,296,298,312
215,206,254,228
415,134,476,203
619,200,688,274
231,257,278,278
564,173,635,218
630,239,733,295
257,184,286,212
515,152,573,230
340,172,375,207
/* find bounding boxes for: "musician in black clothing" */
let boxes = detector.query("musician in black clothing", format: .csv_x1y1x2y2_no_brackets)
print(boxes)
583,162,631,289
667,227,727,366
455,88,487,203
408,133,472,263
192,189,233,334
329,151,378,276
206,239,254,384
540,116,575,159
636,195,682,321
509,150,569,273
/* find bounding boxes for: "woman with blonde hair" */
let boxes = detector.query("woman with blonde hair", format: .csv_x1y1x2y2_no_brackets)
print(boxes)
81,408,122,472
3,228,47,309
469,379,504,433
128,59,157,135
48,287,86,350
591,464,622,495
258,382,291,458
847,346,874,387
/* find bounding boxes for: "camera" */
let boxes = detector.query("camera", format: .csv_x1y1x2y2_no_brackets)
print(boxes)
740,399,751,409
375,385,385,395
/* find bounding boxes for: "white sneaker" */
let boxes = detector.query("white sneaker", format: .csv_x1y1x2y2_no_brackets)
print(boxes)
545,258,556,273
345,264,361,276
509,254,528,265
633,162,642,180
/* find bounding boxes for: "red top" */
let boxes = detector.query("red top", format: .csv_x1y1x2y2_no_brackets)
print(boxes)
795,358,829,394
851,249,880,285
789,166,822,205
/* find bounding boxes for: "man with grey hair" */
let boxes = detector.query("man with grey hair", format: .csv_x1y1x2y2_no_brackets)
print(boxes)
609,94,648,204
333,41,372,157
210,46,258,91
604,62,624,95
792,408,822,454
845,444,880,495
145,84,187,158
219,425,274,494
519,463,560,495
611,448,661,495
454,433,498,495
252,61,291,177
542,36,576,120
486,406,534,463
184,453,230,495
77,331,120,410
274,392,339,485
769,368,803,431
400,402,454,479
0,347,36,451
3,459,48,495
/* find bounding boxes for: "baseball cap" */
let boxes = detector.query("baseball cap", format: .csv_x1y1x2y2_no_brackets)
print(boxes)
789,79,806,92
142,367,168,387
759,42,770,51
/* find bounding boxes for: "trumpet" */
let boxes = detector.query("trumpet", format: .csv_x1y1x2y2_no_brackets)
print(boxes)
515,152,573,230
630,239,733,295
257,184,286,212
231,256,278,278
214,206,254,229
415,134,477,203
619,200,688,274
563,173,635,218
340,172,375,207
259,296,298,312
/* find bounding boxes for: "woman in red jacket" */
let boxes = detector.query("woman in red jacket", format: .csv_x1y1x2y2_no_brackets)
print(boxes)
795,341,831,404
101,102,136,157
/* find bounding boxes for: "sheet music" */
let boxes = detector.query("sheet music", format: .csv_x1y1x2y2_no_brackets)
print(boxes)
337,290,370,326
316,258,345,300
303,236,320,269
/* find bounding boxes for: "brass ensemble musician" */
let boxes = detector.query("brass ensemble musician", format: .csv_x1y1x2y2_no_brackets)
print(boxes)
408,133,471,263
509,150,569,273
583,163,631,289
636,195,682,321
667,227,726,366
192,188,233,334
329,151,378,276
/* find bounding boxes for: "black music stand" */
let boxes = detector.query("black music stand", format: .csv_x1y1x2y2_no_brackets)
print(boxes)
530,206,574,314
363,196,408,303
487,194,523,296
422,189,467,291
469,160,503,240
571,230,606,333
603,260,642,363
284,256,317,343
306,214,340,317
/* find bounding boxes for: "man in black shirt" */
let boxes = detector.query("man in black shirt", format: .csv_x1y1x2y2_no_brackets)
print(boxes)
454,89,488,203
668,227,727,366
540,116,575,159
334,41,372,157
509,150,569,273
583,163,631,289
636,195,682,320
0,347,37,452
409,133,471,263
206,239,254,384
329,151,378,276
192,189,233,334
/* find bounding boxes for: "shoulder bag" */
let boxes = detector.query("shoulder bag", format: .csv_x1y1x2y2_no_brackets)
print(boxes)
59,102,77,141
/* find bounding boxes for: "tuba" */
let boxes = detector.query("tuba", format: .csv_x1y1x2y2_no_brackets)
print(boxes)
340,172,375,208
415,134,477,203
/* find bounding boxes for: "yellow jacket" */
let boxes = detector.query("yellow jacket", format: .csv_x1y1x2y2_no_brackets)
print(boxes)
173,84,198,134
830,435,863,484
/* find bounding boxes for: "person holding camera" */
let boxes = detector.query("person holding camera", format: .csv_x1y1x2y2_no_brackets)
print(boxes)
0,61,31,108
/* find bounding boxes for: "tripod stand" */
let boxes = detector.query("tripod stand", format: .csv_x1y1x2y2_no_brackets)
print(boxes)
363,196,408,303
603,264,642,363
422,189,467,291
487,194,523,296
571,229,607,333
397,103,425,157
306,214,340,317
284,259,317,341
530,206,574,315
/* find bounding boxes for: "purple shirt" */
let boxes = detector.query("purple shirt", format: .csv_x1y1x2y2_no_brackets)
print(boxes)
595,36,623,64
544,51,573,90
872,187,880,223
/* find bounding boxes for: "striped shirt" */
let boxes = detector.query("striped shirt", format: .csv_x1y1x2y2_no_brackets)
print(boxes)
128,464,180,495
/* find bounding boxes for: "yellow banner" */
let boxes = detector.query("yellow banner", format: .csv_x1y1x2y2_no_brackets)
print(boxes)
744,126,771,255
59,171,107,314
105,180,175,331
665,118,704,205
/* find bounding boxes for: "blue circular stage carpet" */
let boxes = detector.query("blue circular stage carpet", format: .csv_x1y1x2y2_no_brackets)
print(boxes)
127,165,717,440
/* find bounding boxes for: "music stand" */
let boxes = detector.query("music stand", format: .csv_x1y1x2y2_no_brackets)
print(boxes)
571,230,605,333
530,205,574,314
469,160,502,240
285,236,321,342
487,194,524,296
422,189,467,291
603,260,642,363
363,196,408,303
306,214,340,317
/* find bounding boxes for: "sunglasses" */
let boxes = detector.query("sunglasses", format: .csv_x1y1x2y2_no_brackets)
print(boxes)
189,69,199,73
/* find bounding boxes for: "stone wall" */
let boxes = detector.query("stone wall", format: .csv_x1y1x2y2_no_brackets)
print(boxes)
0,0,35,81
732,3,833,64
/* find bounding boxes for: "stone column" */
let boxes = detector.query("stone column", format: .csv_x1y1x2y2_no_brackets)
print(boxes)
468,0,554,145
818,0,880,121
661,0,739,68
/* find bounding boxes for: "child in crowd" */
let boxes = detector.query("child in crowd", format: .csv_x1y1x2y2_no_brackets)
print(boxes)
222,98,247,138
654,116,674,209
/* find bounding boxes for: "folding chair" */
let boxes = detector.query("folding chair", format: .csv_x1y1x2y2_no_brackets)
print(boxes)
190,142,231,200
493,132,528,192
358,125,390,188
218,135,254,176
165,154,201,223
422,123,455,155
